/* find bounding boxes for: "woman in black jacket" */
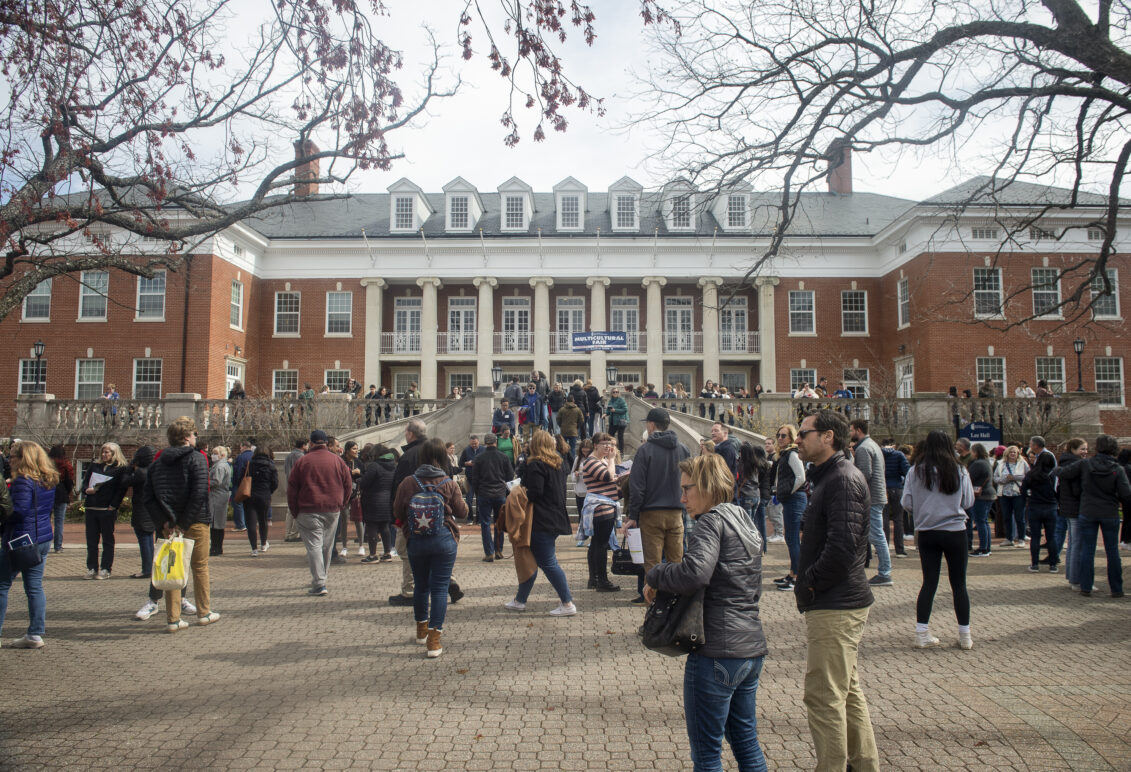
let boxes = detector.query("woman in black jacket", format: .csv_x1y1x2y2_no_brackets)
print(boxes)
645,453,769,772
81,442,130,579
1056,438,1087,588
359,444,397,562
967,444,996,556
506,430,575,616
126,446,158,578
245,446,278,555
1021,452,1059,572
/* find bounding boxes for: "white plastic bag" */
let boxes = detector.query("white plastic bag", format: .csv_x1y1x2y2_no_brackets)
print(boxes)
626,527,644,564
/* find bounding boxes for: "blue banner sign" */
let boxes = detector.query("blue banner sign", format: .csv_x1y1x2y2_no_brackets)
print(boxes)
572,331,628,351
959,421,1001,445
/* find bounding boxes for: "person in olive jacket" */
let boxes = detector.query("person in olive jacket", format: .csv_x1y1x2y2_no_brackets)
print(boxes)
793,409,878,772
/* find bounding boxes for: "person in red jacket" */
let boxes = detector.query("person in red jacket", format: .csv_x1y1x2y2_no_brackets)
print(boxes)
287,429,353,596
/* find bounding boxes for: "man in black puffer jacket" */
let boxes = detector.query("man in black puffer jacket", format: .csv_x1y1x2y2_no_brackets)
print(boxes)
144,416,218,631
793,409,877,772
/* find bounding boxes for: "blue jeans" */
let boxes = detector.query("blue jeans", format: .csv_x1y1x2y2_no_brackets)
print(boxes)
999,495,1026,542
1076,517,1123,594
782,491,807,575
230,498,246,530
684,653,767,772
133,526,155,577
739,496,765,554
1054,515,1068,556
0,542,51,638
867,503,891,579
1063,518,1080,585
52,501,67,551
478,495,507,557
407,528,458,630
515,530,572,604
967,500,991,552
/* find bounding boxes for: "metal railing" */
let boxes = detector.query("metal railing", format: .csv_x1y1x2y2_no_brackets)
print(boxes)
379,331,422,355
437,332,477,354
719,331,761,354
493,331,533,354
663,331,702,354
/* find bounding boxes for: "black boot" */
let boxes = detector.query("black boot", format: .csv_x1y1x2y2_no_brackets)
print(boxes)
210,527,224,555
448,579,464,603
595,575,620,592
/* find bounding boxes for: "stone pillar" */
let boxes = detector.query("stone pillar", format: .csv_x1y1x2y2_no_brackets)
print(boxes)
164,393,202,426
530,276,554,376
417,277,442,399
587,276,610,390
360,278,386,390
755,276,780,393
313,392,351,431
14,393,55,438
473,277,497,389
642,276,667,390
699,276,723,386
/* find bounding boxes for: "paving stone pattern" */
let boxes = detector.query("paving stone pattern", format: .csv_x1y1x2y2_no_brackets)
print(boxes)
1,524,1128,770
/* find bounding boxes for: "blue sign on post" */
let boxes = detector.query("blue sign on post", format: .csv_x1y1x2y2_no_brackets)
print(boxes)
571,331,628,351
959,421,1001,445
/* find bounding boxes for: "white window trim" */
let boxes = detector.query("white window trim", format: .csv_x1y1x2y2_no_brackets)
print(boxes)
75,358,105,400
230,280,244,331
21,279,51,323
18,359,46,395
324,368,351,392
447,194,471,231
788,290,817,336
391,195,416,232
1092,268,1121,320
973,267,1005,320
1095,357,1125,407
502,195,527,232
668,193,694,231
447,369,476,394
77,270,109,322
897,277,910,330
1031,268,1063,320
556,193,583,231
790,368,817,393
272,369,299,399
274,291,301,338
726,194,748,230
134,270,166,322
840,289,869,336
976,357,1007,396
612,194,638,231
132,358,163,399
1035,356,1066,394
325,290,353,337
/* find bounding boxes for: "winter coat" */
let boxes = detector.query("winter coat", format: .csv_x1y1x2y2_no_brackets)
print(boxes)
392,463,466,538
795,451,874,613
714,437,740,479
53,458,75,506
556,402,583,438
5,476,55,546
209,460,232,528
547,389,566,413
144,445,211,530
392,438,425,495
358,458,396,524
519,458,571,536
82,461,129,510
585,385,601,416
605,396,628,427
1020,469,1058,506
286,445,353,516
126,446,158,532
994,457,1030,498
773,447,806,501
568,385,589,417
1055,452,1083,518
473,446,514,499
882,446,910,489
851,436,887,506
247,454,279,501
628,430,692,519
647,503,768,660
1056,453,1131,521
968,458,997,500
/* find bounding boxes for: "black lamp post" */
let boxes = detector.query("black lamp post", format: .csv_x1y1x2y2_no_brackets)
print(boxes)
606,364,618,388
1073,337,1085,392
491,364,503,392
33,339,45,394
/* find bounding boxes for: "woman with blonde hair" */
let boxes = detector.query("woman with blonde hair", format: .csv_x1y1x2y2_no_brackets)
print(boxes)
771,424,807,591
506,430,576,616
81,441,129,579
1,441,59,648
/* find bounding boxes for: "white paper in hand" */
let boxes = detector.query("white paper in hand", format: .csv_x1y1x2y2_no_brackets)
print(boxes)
626,527,644,564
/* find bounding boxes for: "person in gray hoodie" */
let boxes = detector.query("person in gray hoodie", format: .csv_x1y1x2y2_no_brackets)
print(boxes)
850,419,891,587
1056,434,1128,597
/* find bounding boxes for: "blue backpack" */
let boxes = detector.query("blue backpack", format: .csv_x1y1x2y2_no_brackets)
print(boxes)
408,475,449,536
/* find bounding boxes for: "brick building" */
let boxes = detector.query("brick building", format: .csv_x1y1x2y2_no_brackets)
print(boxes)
5,168,1129,436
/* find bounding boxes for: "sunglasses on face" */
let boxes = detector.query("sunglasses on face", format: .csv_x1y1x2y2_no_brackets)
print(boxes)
797,428,820,439
776,433,789,439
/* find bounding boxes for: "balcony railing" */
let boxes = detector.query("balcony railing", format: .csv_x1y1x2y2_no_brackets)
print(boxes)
663,331,702,354
493,331,532,354
437,332,477,355
719,331,761,354
380,331,422,355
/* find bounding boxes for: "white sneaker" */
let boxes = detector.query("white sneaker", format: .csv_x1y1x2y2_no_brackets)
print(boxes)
96,569,110,580
549,602,577,617
85,569,96,580
504,599,526,612
389,548,399,558
181,598,197,615
251,549,259,557
914,631,940,648
767,535,785,544
261,541,270,552
358,545,367,556
1121,542,1131,551
9,634,45,649
958,631,974,650
339,548,348,558
135,601,159,621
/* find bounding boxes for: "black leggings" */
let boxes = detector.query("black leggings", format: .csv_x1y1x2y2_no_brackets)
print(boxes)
85,508,116,571
609,424,625,452
366,522,393,556
246,495,270,550
587,517,616,580
916,529,970,626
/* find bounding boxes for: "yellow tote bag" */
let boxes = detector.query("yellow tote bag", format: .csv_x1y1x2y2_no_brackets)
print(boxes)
151,535,194,591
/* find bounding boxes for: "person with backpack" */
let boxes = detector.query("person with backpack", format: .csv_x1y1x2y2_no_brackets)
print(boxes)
1021,452,1060,573
392,437,467,658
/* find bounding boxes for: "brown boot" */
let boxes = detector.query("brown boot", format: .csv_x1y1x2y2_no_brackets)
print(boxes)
415,621,429,644
426,628,443,658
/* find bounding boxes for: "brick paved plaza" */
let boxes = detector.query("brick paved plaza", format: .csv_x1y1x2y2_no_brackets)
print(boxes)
2,522,1128,771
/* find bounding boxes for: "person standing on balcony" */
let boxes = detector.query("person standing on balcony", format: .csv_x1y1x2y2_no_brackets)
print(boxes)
1014,380,1036,398
81,442,129,580
833,382,853,399
605,388,629,453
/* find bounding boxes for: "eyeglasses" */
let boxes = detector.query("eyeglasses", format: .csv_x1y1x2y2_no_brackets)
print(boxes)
797,428,821,439
776,433,790,439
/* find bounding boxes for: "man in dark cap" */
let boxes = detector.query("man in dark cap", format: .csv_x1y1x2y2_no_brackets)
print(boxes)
286,429,353,596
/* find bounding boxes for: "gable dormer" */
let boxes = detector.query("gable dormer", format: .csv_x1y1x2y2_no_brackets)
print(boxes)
553,177,588,232
662,179,696,232
442,177,484,233
608,176,643,232
387,178,433,233
497,177,535,232
712,182,752,232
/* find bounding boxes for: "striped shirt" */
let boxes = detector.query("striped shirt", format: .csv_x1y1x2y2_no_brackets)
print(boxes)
581,455,619,518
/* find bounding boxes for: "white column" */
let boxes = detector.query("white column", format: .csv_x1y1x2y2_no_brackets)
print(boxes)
360,278,386,390
417,277,442,399
642,276,667,390
699,276,723,387
588,277,610,390
756,276,780,393
473,276,497,389
530,276,554,376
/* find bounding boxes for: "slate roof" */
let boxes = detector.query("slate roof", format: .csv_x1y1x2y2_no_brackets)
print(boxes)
922,175,1120,207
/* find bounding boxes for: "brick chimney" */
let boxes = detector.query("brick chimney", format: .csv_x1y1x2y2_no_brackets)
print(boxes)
293,139,320,197
826,141,852,195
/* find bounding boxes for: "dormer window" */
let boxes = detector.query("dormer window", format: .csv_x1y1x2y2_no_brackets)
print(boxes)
615,194,637,230
449,196,469,229
727,194,747,228
393,196,414,231
671,195,691,229
560,195,580,229
553,177,587,232
505,196,524,229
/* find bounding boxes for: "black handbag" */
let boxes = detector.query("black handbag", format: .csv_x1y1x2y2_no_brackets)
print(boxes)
7,485,45,572
641,586,706,657
610,536,642,576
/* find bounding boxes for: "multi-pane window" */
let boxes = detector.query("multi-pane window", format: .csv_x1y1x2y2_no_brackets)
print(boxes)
789,290,815,333
448,373,474,393
665,371,692,392
664,297,694,352
559,195,580,229
1095,357,1124,406
394,372,419,398
719,297,748,352
136,271,166,319
133,359,162,399
841,290,867,334
971,227,999,240
610,296,640,351
23,280,51,320
897,277,910,327
1035,357,1065,394
671,196,691,229
18,359,46,394
325,291,352,334
843,368,870,398
617,371,642,388
325,369,350,392
976,357,1006,396
449,196,469,229
556,297,585,351
501,297,531,351
1087,227,1104,241
720,372,746,394
75,359,105,399
274,291,300,334
447,297,477,353
79,271,109,319
554,372,587,388
1091,269,1119,318
273,369,299,399
505,196,524,229
394,297,422,352
226,361,244,396
727,194,747,228
896,359,915,398
615,195,636,229
1029,226,1056,241
973,267,1003,317
790,369,817,394
393,196,414,230
1031,268,1061,318
230,280,243,328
